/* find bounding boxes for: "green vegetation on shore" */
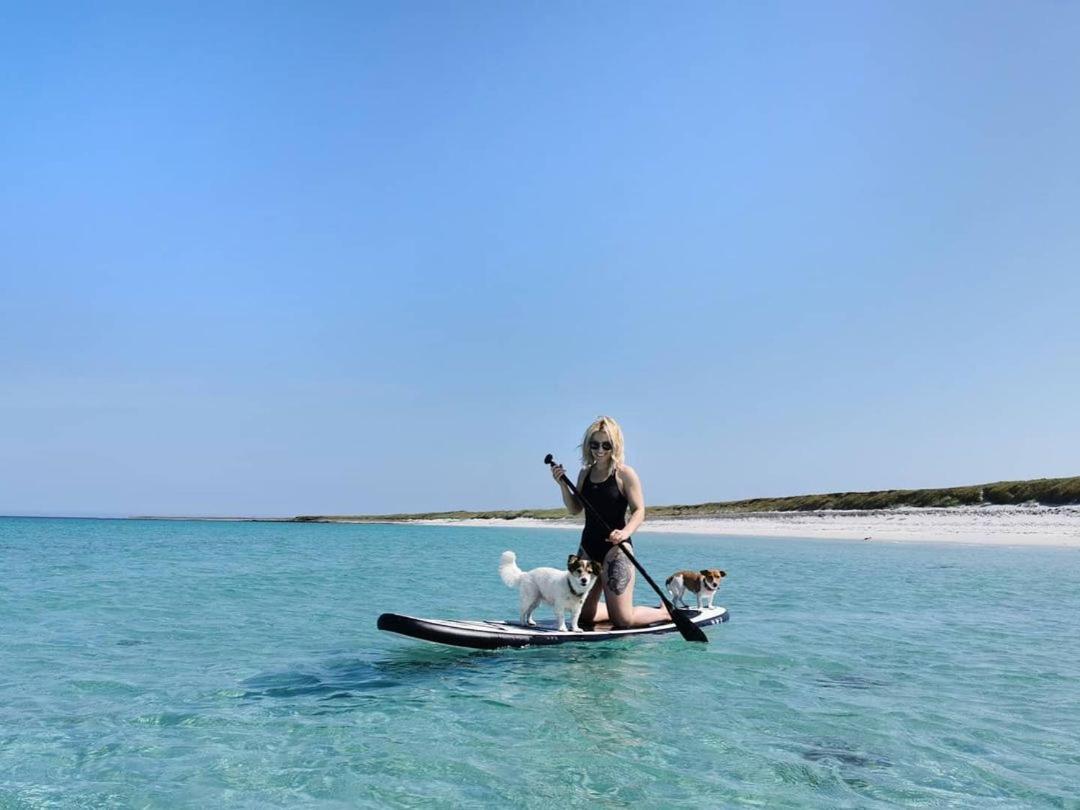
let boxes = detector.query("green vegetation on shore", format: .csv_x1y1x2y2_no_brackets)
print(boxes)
293,475,1080,523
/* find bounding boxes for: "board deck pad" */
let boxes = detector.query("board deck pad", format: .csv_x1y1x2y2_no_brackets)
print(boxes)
377,606,728,649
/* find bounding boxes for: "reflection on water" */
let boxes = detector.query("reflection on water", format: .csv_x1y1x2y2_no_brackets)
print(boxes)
242,641,647,703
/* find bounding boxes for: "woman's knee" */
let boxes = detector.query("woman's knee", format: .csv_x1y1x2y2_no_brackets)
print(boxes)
604,590,636,629
608,607,633,630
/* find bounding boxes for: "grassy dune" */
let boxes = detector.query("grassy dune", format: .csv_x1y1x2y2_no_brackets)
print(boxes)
293,475,1080,523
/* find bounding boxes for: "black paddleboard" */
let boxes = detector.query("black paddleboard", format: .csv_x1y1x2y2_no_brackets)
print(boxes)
377,606,728,650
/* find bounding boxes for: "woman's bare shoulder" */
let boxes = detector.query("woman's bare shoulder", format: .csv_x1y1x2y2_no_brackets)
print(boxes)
616,464,640,483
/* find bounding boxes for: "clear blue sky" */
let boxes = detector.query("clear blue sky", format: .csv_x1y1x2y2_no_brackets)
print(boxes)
2,2,1078,517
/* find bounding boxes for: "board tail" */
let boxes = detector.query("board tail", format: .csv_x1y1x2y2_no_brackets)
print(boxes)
499,550,524,588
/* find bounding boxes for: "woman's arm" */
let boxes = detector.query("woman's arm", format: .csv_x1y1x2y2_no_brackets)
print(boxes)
610,465,645,542
550,463,585,514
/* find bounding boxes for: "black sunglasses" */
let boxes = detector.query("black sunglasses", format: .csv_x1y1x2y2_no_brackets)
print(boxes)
589,441,613,451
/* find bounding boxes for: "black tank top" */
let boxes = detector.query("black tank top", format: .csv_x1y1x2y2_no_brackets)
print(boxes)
580,467,628,560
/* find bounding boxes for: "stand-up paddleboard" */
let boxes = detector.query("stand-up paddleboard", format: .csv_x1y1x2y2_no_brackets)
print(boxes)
377,606,728,650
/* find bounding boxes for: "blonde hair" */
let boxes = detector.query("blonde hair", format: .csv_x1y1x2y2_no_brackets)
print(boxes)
579,415,626,469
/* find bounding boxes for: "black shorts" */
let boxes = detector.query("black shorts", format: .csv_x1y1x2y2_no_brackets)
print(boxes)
578,537,632,564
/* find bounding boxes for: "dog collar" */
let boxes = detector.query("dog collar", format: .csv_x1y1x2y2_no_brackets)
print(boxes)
568,579,588,597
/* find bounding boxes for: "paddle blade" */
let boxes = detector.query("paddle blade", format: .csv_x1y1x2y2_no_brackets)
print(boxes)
672,609,710,643
614,542,709,644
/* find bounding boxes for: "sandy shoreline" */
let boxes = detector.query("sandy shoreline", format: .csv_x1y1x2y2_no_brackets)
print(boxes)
406,505,1080,548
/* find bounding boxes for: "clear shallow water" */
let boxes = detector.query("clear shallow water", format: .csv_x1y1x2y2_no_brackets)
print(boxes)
2,518,1079,808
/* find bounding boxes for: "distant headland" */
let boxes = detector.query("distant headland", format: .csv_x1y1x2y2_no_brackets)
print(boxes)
283,474,1080,524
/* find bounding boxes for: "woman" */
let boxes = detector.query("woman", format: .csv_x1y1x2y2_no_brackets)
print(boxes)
550,416,671,629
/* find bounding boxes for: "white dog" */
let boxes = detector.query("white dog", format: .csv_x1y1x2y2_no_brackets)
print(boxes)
499,551,601,632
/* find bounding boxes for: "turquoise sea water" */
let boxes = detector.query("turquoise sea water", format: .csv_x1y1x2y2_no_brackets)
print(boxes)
2,517,1079,808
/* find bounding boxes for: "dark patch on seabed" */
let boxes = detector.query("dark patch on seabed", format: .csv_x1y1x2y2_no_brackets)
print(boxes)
239,652,496,699
240,644,634,701
240,665,398,700
813,672,888,690
801,739,892,769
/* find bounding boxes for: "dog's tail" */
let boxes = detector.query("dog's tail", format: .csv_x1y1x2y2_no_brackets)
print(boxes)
499,550,524,588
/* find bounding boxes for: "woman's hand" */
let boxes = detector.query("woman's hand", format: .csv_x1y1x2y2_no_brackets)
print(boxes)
550,463,566,485
608,528,629,544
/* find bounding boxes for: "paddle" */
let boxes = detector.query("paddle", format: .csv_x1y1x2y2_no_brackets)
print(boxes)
544,454,709,643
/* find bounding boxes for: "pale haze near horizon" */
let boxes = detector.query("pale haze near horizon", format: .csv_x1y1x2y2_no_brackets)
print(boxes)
2,2,1078,518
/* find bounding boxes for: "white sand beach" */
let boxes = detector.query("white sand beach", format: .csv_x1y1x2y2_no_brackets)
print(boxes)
413,505,1080,547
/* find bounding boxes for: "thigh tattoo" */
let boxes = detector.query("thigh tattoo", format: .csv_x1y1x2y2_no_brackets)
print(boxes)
606,551,632,595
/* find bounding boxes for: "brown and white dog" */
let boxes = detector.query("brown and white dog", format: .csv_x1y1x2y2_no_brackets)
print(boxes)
666,569,726,609
499,551,601,632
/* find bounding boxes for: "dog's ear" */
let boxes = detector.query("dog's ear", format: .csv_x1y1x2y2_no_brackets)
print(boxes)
567,554,579,570
590,561,602,577
719,570,727,578
700,569,710,577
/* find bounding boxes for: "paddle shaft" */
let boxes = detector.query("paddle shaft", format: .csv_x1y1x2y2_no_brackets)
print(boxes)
546,456,707,642
559,472,670,602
